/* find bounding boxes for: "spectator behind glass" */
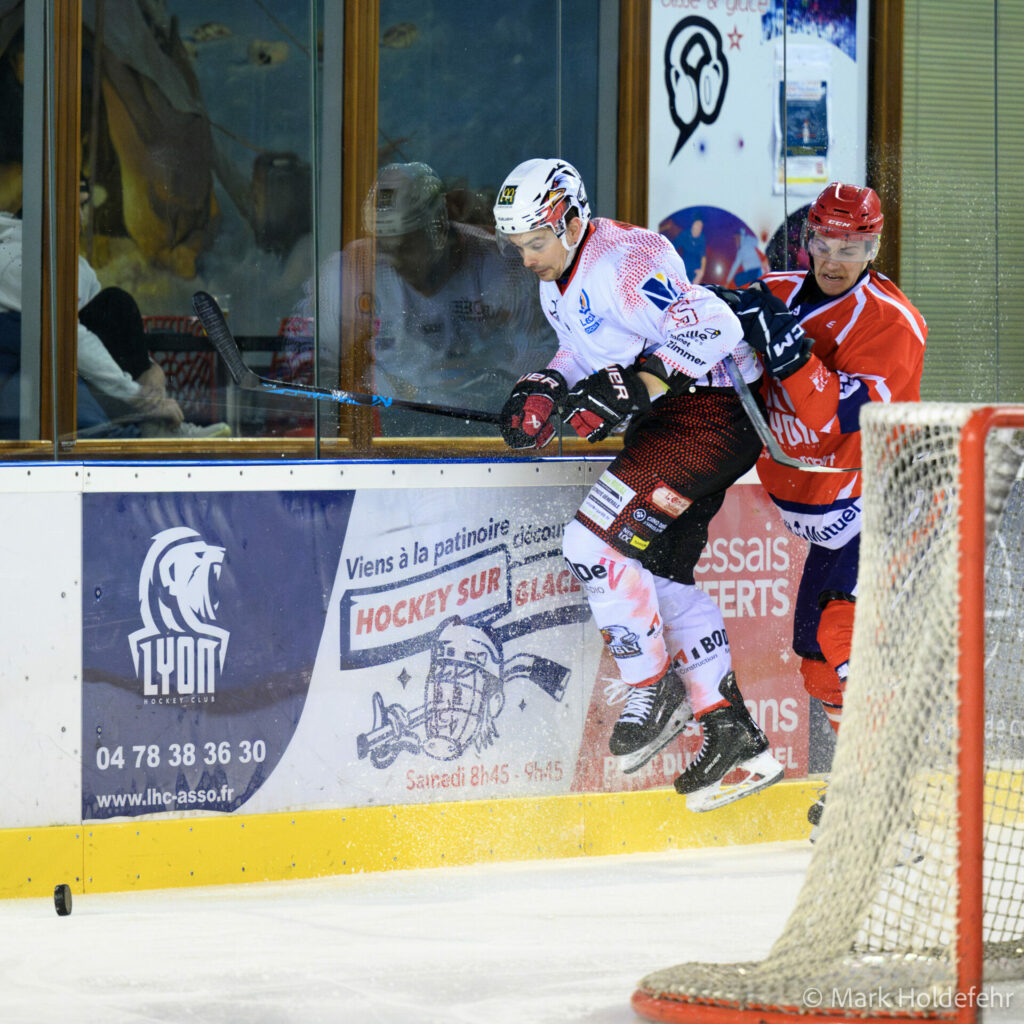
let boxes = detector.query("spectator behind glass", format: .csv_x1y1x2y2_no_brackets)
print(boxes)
74,177,230,438
0,181,229,440
292,162,557,437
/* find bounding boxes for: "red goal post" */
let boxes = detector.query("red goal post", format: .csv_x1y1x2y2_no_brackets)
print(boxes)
633,404,1024,1024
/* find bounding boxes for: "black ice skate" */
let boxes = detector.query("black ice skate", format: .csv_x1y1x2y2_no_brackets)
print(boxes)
609,669,692,775
674,671,784,812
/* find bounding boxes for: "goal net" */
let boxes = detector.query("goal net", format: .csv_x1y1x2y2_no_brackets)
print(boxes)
633,404,1024,1024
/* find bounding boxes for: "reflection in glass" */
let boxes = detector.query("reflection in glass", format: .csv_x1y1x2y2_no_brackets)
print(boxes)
292,0,603,443
77,0,319,440
0,6,28,441
292,162,556,437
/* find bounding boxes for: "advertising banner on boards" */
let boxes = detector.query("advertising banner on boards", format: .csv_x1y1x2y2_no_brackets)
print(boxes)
82,490,355,818
82,478,809,820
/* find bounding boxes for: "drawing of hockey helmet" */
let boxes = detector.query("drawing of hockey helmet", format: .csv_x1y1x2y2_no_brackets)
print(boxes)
423,616,504,760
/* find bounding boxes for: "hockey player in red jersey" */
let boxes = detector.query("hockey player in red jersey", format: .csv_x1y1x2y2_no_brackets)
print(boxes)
712,182,927,828
493,157,784,811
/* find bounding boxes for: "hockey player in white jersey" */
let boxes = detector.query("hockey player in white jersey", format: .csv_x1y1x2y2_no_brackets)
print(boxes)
493,158,784,811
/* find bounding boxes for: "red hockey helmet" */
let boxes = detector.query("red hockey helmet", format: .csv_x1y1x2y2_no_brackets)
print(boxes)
803,182,883,263
808,182,883,236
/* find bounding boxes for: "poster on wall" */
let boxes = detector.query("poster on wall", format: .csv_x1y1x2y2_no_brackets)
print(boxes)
649,0,868,279
775,62,832,193
81,479,810,820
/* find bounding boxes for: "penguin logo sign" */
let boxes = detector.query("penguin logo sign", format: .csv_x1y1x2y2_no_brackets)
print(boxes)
665,17,729,160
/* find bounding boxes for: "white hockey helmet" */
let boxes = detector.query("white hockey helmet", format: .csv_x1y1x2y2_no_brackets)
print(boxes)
492,158,591,252
362,162,449,250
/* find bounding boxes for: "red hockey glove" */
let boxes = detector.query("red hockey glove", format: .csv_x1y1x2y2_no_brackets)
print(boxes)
563,365,650,443
499,369,568,449
706,283,812,379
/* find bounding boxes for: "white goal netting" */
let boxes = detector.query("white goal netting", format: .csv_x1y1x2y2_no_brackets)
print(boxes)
635,404,1024,1021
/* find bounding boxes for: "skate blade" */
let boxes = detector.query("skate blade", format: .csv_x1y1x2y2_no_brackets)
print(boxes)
618,700,693,775
684,751,784,813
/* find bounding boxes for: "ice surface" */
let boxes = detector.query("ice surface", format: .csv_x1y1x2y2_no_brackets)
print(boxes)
1,842,1020,1023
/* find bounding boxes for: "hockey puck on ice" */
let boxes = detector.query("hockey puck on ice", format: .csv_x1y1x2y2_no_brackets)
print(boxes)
53,883,72,916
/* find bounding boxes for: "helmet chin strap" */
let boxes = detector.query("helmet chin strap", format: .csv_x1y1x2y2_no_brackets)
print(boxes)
554,231,583,279
558,214,587,255
559,233,581,256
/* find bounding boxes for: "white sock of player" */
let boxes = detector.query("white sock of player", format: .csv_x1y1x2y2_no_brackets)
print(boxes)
654,575,733,714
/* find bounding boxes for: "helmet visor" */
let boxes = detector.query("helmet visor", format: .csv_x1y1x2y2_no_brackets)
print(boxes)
494,223,558,256
805,228,880,264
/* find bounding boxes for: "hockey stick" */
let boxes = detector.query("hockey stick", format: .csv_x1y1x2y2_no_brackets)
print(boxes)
191,291,503,426
723,355,859,474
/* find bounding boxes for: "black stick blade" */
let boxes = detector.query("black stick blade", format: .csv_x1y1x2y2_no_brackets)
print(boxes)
191,291,261,389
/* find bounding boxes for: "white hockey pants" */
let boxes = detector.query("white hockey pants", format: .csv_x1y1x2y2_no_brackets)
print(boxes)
563,519,731,712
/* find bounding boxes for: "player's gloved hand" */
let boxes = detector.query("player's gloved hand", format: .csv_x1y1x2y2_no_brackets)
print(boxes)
499,369,568,449
563,365,650,443
706,282,813,379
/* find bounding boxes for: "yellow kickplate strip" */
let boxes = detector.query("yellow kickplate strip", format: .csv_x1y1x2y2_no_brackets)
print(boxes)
0,780,816,899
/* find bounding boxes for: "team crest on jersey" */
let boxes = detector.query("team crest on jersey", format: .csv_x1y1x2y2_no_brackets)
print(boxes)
640,273,680,311
496,184,517,206
600,624,643,658
128,526,230,704
577,290,602,334
665,296,699,328
810,363,831,392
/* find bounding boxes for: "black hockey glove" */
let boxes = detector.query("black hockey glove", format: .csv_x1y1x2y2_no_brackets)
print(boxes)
499,369,568,449
563,365,650,443
706,282,813,380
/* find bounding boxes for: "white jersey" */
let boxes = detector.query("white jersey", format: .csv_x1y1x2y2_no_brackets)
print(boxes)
537,218,761,389
0,210,141,403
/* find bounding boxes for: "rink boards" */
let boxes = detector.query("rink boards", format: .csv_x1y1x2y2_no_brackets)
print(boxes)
0,458,822,897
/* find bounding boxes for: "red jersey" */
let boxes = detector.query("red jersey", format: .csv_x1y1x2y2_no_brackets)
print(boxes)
756,269,927,546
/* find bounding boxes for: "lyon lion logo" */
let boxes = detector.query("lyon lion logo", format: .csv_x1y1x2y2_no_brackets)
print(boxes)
129,526,229,698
